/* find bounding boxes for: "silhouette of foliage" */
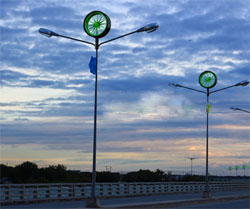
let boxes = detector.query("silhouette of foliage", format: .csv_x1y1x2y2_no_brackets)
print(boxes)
123,169,166,182
0,162,179,183
0,162,119,183
97,171,120,182
1,162,246,184
15,161,39,183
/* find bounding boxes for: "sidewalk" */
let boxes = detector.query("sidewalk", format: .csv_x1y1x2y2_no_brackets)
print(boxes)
1,190,249,208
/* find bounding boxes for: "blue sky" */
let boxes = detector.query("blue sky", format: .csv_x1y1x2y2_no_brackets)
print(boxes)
0,0,249,175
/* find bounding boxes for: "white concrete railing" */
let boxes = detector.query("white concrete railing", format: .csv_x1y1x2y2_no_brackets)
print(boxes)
0,181,249,204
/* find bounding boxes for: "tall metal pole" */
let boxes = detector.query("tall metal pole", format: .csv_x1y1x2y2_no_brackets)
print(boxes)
191,159,193,175
91,38,99,200
205,88,209,195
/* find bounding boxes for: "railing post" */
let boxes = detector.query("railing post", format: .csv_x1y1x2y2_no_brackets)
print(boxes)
71,184,74,197
146,183,150,193
81,184,85,197
33,185,38,199
19,185,24,200
5,185,10,201
109,183,112,195
124,183,128,195
46,185,50,198
116,183,120,195
164,183,167,193
132,183,136,195
58,184,62,198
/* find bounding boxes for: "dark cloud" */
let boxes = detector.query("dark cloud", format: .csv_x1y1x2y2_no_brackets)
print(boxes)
0,70,28,81
14,118,29,121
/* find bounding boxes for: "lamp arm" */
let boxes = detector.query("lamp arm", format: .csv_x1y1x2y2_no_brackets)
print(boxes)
210,85,236,94
99,31,137,46
58,34,95,46
178,85,206,94
236,108,250,113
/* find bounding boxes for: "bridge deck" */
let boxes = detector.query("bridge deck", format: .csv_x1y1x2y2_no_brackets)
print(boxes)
1,189,249,208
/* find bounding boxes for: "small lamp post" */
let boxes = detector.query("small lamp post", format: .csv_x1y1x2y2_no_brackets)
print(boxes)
228,166,233,176
235,165,239,176
188,157,197,176
39,11,159,208
242,165,247,176
169,71,249,198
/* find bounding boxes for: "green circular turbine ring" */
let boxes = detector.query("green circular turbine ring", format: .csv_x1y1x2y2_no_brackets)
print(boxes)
84,11,111,38
199,71,217,88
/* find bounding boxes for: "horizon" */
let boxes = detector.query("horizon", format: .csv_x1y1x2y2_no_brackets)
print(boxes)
1,161,249,177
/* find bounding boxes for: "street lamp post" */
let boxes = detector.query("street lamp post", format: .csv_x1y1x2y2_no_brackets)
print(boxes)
242,165,247,176
188,157,197,175
228,166,233,176
169,71,249,198
39,10,159,208
235,165,239,176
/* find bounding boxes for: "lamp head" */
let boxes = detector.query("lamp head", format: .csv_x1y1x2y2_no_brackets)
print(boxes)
136,23,159,33
230,107,239,111
235,80,249,86
39,28,59,38
168,83,181,88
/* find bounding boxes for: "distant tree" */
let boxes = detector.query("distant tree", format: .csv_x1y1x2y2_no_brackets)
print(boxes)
15,161,39,183
123,169,166,182
97,171,120,182
165,171,172,182
0,164,17,183
55,164,67,181
155,169,165,181
65,171,91,183
123,171,138,182
1,162,93,183
1,162,173,184
41,164,67,182
0,164,11,179
182,175,205,182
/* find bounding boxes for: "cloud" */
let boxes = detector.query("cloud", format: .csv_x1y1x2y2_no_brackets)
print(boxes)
0,0,249,172
14,117,30,121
